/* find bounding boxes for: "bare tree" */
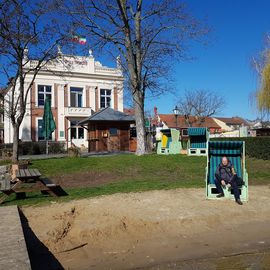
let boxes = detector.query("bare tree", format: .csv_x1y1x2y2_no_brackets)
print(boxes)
0,0,67,163
178,89,225,126
61,0,208,155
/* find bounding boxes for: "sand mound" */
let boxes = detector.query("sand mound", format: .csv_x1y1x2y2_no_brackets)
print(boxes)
22,186,270,269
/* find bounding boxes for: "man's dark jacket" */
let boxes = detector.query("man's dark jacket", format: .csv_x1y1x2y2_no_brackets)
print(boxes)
215,162,234,183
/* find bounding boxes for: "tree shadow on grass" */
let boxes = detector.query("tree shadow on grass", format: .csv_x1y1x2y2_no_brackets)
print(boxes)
19,208,64,270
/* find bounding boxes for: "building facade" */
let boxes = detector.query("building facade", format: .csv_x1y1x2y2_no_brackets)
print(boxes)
4,50,124,148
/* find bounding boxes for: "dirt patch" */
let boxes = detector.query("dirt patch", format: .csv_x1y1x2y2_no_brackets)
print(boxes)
22,186,270,269
47,207,76,245
51,170,122,188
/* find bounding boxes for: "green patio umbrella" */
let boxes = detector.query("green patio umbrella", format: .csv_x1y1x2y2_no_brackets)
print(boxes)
42,98,56,154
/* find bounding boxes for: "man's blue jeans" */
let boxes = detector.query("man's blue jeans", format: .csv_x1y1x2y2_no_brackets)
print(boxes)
215,174,240,200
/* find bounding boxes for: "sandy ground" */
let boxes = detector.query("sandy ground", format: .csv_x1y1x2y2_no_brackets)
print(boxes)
22,186,270,270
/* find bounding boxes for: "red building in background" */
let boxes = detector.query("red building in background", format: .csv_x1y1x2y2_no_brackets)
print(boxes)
153,110,222,139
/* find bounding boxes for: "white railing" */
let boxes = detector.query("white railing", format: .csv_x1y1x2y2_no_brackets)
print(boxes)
25,56,122,77
209,133,240,138
64,107,92,117
95,66,121,75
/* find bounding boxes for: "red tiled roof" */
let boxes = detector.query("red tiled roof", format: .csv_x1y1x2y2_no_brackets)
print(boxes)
158,114,221,129
216,117,249,126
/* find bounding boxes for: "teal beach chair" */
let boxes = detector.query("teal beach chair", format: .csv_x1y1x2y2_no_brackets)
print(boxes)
187,127,209,156
206,141,248,201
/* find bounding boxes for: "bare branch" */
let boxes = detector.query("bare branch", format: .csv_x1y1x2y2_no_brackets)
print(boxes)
178,89,226,126
60,0,208,155
0,0,67,162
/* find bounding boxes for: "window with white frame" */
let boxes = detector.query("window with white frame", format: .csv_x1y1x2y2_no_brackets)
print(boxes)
70,121,84,139
100,89,111,108
182,129,188,136
38,119,52,141
38,85,52,106
70,87,83,107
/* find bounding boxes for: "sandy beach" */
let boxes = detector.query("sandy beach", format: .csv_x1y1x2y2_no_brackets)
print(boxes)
22,186,270,270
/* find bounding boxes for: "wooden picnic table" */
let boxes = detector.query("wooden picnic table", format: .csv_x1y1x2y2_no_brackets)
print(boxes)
16,168,42,182
0,168,61,203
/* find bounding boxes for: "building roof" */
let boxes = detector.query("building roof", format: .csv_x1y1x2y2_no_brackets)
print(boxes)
79,107,135,124
157,114,221,129
215,117,249,126
212,118,233,132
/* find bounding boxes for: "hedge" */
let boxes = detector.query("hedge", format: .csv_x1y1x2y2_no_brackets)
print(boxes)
0,141,66,157
210,137,270,160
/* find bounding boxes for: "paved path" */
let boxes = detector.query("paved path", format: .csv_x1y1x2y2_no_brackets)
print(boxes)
0,150,133,161
0,206,31,270
17,151,133,160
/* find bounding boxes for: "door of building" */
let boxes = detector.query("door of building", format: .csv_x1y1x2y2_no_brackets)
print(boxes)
70,120,86,148
108,128,120,152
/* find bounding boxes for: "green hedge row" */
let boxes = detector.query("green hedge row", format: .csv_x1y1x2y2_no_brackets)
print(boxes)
211,137,270,160
0,141,66,156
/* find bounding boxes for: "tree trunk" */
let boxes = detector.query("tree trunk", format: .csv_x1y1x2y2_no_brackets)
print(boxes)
12,124,20,163
134,91,146,155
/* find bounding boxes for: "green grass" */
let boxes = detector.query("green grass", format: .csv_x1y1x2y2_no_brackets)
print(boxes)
1,154,270,206
0,159,12,166
31,154,207,183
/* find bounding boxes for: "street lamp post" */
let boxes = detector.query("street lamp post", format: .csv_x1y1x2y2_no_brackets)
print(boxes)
173,105,180,128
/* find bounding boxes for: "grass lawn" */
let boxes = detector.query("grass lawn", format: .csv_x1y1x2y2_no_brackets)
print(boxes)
1,154,270,206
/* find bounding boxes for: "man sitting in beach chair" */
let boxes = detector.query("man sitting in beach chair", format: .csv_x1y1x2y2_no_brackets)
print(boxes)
215,156,244,205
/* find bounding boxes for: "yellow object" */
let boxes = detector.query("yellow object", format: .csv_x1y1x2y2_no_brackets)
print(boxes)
161,134,168,148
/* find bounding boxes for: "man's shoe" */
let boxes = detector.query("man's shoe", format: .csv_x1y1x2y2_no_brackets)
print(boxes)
236,199,243,205
216,193,224,198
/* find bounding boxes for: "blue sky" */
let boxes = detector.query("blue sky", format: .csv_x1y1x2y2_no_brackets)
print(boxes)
144,0,270,120
2,0,268,120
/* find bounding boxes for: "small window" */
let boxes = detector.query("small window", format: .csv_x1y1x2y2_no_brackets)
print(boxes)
70,87,83,107
70,121,84,139
78,127,84,139
130,127,137,138
109,128,118,136
70,127,77,139
100,89,111,108
38,85,52,106
182,129,188,136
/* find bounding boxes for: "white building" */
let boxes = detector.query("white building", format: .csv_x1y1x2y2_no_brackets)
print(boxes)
4,50,124,148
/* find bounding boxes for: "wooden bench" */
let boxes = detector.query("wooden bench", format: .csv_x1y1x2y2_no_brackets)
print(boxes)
16,168,42,182
0,168,65,204
40,178,57,187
